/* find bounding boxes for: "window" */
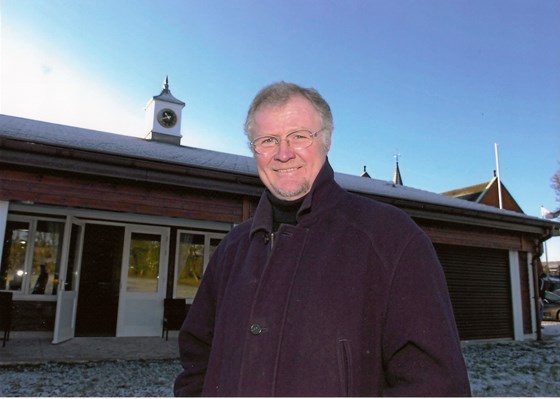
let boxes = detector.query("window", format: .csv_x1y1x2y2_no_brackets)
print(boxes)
175,230,224,302
126,232,162,293
1,221,29,291
1,216,65,296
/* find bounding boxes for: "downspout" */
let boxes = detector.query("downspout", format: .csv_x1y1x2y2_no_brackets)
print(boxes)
532,251,543,342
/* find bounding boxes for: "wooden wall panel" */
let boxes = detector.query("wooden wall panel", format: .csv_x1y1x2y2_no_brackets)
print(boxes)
420,222,522,250
0,168,250,224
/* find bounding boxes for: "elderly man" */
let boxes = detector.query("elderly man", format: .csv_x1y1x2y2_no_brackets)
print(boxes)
174,82,471,396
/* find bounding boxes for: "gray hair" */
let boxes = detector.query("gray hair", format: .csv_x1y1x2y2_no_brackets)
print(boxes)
244,82,334,152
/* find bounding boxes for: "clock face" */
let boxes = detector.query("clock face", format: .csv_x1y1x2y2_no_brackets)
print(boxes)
157,108,178,128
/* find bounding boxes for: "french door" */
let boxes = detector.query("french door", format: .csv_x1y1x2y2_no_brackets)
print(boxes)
116,225,169,336
53,217,85,344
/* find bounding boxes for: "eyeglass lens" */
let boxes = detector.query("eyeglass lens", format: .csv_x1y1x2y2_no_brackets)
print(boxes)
253,130,315,154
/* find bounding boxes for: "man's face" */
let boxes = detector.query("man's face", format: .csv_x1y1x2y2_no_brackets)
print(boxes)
251,95,329,201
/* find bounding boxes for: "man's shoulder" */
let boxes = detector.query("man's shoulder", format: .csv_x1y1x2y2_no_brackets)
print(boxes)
332,190,423,240
342,190,413,222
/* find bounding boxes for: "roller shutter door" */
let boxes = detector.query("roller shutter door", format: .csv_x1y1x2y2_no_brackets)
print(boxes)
434,244,512,340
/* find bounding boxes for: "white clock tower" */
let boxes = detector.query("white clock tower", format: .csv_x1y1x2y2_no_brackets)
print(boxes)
145,76,186,145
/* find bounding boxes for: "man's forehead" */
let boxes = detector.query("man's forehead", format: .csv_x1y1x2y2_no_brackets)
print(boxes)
255,96,318,120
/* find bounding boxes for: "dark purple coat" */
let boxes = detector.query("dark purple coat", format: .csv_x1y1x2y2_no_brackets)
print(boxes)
174,161,471,396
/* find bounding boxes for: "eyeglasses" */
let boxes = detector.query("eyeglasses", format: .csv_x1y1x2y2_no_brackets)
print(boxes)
251,129,323,155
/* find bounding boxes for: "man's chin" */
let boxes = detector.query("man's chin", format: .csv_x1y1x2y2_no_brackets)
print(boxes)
272,184,310,201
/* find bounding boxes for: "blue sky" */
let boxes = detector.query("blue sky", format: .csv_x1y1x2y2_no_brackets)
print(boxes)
1,0,559,259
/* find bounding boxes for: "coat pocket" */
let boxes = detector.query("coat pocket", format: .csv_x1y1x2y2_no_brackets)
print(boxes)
337,338,354,396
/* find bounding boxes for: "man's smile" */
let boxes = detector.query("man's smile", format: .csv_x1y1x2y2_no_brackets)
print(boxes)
273,166,302,173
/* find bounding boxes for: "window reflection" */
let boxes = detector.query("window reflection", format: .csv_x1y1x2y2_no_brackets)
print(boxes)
1,219,64,295
1,221,29,291
127,233,161,293
176,234,204,299
64,224,82,292
175,232,224,301
30,221,64,295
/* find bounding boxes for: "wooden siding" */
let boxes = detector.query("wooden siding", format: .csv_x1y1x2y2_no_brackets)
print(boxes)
435,244,513,340
420,221,523,250
1,167,255,224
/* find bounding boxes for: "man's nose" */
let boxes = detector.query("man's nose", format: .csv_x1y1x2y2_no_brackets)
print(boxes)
274,139,296,161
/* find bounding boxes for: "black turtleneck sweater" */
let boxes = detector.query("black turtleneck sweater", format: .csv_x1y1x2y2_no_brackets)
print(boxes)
266,191,305,232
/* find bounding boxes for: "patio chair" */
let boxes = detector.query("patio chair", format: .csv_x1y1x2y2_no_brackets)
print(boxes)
0,291,13,347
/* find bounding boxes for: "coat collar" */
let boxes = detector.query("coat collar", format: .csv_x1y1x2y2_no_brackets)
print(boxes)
250,158,342,237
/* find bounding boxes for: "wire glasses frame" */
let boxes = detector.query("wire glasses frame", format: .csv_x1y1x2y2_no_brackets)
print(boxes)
251,129,324,155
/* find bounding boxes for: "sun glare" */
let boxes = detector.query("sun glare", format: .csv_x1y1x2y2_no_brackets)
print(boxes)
1,31,144,137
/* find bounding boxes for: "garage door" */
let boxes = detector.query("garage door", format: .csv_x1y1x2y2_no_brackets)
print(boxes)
435,244,513,340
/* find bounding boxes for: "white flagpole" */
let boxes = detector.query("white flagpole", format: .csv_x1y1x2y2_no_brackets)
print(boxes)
541,206,550,266
494,143,503,209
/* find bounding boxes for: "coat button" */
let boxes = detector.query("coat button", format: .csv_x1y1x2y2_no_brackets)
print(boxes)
250,323,263,335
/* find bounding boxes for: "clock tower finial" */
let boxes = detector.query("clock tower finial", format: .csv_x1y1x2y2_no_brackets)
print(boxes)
144,77,186,145
163,76,170,92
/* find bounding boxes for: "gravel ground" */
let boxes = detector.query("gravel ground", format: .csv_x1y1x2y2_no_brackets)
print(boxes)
1,339,560,396
0,359,182,397
463,339,560,396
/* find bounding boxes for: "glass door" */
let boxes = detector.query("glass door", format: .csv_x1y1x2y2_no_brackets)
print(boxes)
52,217,84,344
116,225,169,336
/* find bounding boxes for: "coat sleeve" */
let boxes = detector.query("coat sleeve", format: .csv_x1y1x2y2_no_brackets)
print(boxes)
381,231,472,396
173,254,218,397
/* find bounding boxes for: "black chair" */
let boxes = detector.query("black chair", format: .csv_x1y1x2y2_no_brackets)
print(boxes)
162,298,187,341
0,291,13,347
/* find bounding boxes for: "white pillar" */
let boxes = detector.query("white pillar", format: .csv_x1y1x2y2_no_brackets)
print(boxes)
509,250,524,340
526,253,537,337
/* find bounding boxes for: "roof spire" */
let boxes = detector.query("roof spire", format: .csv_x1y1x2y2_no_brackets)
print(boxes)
152,76,185,106
393,153,403,186
361,165,371,178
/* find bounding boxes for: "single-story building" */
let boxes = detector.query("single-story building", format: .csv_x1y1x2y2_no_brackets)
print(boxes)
1,84,558,343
